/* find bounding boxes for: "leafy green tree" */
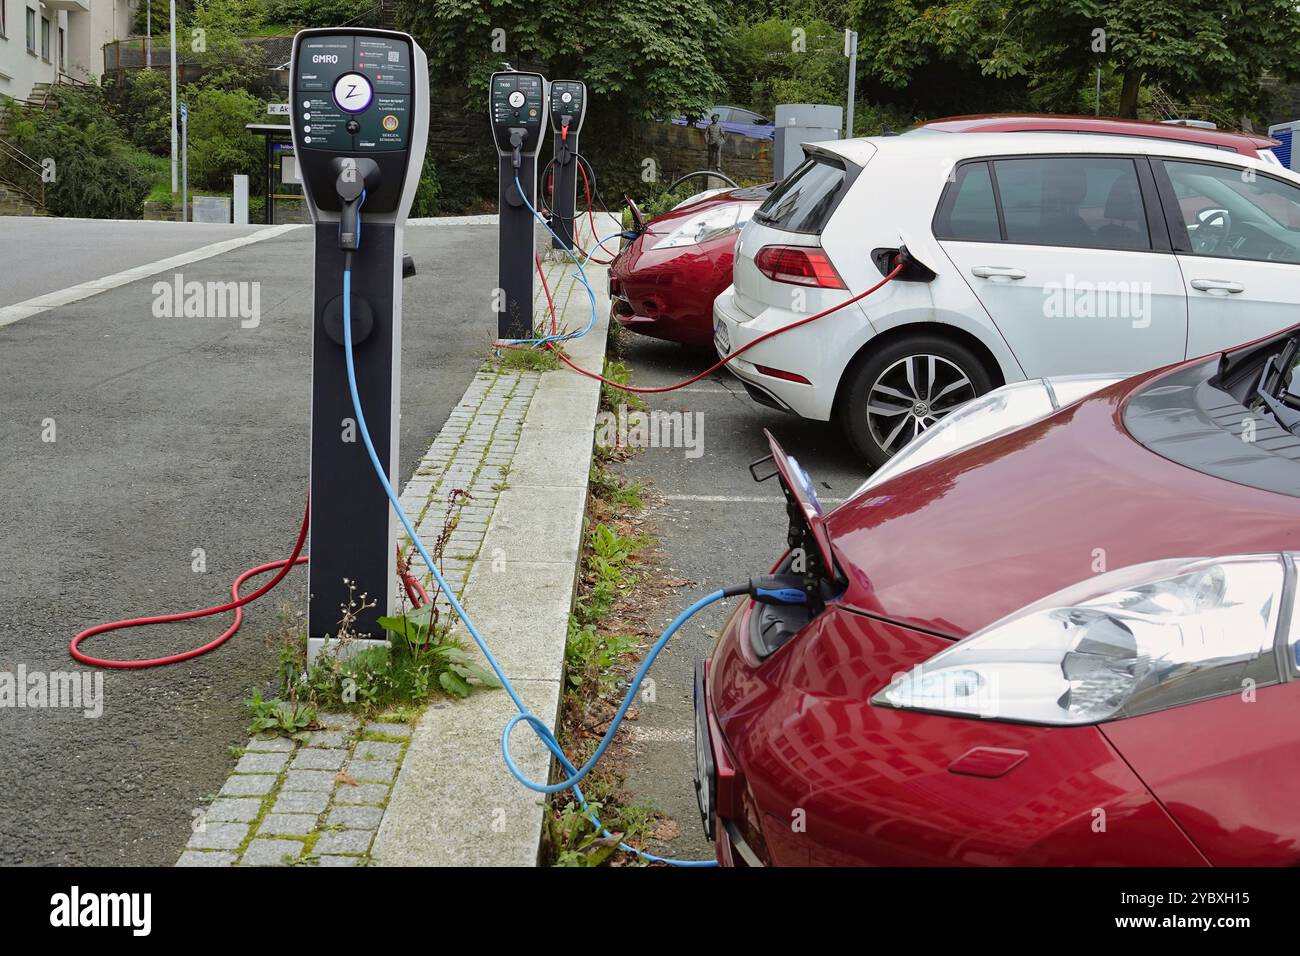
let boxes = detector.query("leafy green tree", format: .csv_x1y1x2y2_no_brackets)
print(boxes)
396,0,731,205
263,0,369,27
976,0,1300,118
720,18,843,117
846,0,1300,120
399,0,728,120
188,0,270,92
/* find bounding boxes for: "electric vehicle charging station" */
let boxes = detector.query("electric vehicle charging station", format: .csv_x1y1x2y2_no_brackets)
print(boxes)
546,80,587,250
289,27,429,655
491,71,548,338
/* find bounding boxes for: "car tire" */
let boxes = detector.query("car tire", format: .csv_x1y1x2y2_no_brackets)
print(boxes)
838,335,994,468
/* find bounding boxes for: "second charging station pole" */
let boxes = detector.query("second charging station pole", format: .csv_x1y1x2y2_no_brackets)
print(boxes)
491,71,547,339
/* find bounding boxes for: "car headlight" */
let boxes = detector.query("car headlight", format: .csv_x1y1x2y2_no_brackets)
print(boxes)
853,375,1120,496
873,555,1285,725
652,203,758,249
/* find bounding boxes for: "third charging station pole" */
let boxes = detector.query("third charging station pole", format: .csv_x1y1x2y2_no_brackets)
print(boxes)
491,71,547,339
547,80,587,250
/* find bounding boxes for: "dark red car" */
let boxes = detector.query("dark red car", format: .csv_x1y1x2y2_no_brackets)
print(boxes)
613,116,1279,347
610,184,771,346
696,325,1300,866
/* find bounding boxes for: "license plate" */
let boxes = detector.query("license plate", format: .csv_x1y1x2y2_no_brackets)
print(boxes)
693,658,717,840
714,318,731,355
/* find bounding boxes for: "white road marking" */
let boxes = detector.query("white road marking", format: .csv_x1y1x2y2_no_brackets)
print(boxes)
625,726,694,743
0,223,304,329
661,494,849,504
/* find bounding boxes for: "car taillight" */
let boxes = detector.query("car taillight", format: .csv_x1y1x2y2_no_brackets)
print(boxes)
753,245,846,288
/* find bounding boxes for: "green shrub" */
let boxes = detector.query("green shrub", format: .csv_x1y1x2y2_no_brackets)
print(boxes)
409,159,441,217
111,69,174,156
3,87,151,219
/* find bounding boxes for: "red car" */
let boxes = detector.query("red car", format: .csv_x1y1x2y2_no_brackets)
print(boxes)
613,116,1279,347
610,184,771,346
696,325,1300,866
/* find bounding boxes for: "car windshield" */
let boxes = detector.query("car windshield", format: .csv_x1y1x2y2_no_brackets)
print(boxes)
1124,329,1300,497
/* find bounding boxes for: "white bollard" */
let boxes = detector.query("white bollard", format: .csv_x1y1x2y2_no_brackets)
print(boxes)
233,175,249,225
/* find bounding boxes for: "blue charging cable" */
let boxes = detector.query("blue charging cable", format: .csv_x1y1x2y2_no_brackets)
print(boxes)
498,175,601,348
341,267,724,866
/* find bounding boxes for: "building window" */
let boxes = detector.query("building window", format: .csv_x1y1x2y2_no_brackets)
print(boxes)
40,14,49,61
58,26,64,72
26,7,35,54
1,1,8,40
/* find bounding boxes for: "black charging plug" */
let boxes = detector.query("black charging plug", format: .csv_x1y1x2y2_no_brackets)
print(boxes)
509,128,527,169
722,574,810,605
333,157,381,251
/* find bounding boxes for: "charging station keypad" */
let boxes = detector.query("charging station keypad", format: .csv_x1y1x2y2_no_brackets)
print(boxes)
491,72,545,153
297,34,412,152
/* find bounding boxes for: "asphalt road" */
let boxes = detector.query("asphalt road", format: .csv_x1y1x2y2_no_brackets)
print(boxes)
0,218,267,308
0,218,497,864
609,334,870,862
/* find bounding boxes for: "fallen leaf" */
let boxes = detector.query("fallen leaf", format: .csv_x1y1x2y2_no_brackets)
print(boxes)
335,771,358,786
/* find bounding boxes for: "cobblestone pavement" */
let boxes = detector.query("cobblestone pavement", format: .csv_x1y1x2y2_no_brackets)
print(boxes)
177,714,410,867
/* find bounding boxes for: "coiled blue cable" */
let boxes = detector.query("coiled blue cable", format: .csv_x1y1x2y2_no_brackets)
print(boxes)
497,175,600,348
342,269,720,866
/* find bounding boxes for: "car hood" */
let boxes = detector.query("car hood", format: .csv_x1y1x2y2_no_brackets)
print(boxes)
824,364,1300,639
640,185,772,236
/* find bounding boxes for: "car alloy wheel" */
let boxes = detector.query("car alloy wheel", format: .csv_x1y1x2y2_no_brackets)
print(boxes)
866,354,977,457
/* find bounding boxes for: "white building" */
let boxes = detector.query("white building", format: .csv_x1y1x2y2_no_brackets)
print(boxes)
0,0,133,101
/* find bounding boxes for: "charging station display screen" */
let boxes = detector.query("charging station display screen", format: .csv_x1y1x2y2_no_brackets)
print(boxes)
296,34,412,152
490,73,545,154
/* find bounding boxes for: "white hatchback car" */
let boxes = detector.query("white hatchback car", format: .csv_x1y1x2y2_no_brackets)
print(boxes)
713,131,1300,466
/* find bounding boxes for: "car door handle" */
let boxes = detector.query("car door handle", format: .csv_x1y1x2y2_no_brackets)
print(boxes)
971,266,1026,280
1190,279,1245,294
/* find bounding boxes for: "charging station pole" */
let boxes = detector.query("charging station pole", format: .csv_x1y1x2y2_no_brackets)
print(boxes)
289,28,429,656
490,71,547,339
547,80,586,250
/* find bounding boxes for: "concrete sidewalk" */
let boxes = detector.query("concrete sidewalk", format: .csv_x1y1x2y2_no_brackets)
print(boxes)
372,224,614,866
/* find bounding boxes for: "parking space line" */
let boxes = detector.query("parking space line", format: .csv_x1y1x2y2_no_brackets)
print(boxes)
625,727,693,743
0,224,305,329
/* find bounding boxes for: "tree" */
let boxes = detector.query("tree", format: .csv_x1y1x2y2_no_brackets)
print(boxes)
979,0,1300,118
847,0,1300,120
397,0,729,119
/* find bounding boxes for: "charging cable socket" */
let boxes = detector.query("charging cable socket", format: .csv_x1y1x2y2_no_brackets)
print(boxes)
871,244,936,282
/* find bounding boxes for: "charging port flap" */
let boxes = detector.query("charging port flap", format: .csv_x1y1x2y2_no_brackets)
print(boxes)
749,429,844,620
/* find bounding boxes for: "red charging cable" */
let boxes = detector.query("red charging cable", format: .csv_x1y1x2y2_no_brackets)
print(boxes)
518,260,904,394
71,499,431,669
577,161,616,265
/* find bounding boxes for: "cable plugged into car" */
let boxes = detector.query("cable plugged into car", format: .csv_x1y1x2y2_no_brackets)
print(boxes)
872,244,937,282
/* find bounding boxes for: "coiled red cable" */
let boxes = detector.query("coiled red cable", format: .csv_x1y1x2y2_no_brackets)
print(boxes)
71,499,431,670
